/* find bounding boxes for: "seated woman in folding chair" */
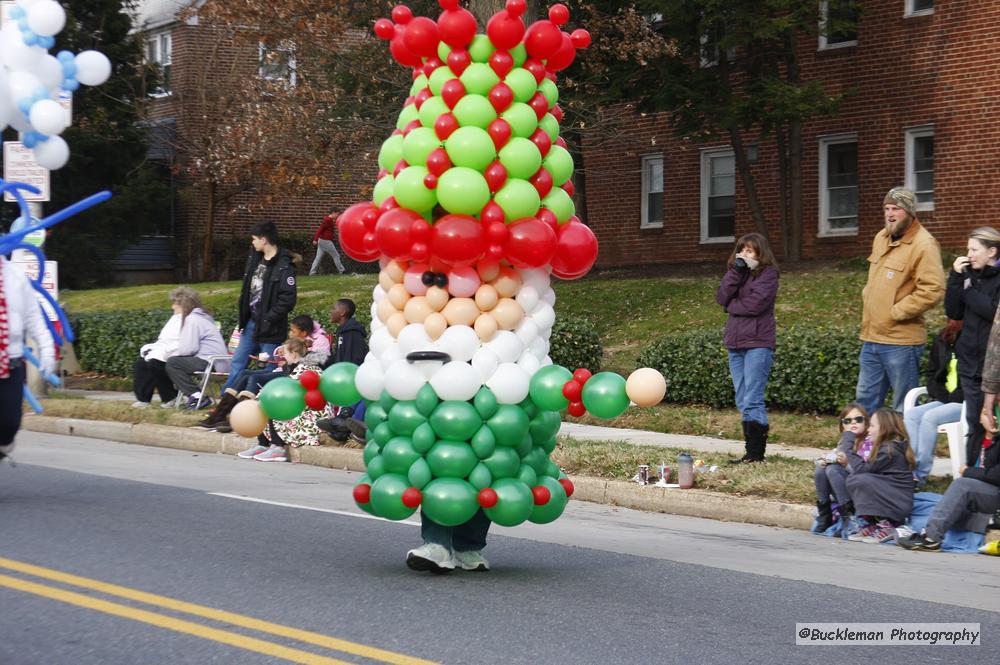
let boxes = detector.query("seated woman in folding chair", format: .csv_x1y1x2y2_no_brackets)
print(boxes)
164,287,229,410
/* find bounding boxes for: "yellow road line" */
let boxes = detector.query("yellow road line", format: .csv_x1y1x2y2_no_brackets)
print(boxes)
0,557,439,665
0,574,352,665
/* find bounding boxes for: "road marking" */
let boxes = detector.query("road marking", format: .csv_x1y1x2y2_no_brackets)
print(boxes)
0,557,439,665
208,492,421,526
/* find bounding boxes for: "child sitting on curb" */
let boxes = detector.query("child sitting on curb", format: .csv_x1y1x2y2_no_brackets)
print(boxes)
813,403,868,534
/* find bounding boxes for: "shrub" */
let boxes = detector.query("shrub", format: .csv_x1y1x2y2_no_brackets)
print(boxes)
549,316,603,372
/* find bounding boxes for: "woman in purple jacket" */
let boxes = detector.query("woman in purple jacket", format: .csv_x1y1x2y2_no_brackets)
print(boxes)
716,233,780,463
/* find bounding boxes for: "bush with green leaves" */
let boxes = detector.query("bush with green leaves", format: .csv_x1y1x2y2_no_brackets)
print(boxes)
549,316,603,373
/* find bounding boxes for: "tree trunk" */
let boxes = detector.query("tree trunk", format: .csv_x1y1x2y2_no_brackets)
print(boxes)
727,126,769,243
201,180,216,281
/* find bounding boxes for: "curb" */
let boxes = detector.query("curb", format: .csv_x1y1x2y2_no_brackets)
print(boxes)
21,415,813,530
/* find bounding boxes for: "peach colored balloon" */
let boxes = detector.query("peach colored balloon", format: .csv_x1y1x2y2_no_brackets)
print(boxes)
492,266,522,298
378,271,396,293
474,284,499,312
425,286,450,312
424,312,448,340
387,312,408,337
385,259,407,283
376,297,398,324
404,296,432,324
491,298,524,330
474,312,499,341
230,399,268,438
388,283,411,310
442,297,480,326
477,260,501,282
626,368,667,407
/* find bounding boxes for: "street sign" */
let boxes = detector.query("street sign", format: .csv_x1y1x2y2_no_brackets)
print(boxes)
11,257,59,321
3,141,50,202
57,90,72,125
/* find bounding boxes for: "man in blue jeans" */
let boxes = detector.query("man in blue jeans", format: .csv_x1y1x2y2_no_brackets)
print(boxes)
856,187,944,414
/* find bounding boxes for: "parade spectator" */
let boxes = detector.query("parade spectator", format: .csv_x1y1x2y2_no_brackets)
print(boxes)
715,232,779,464
813,403,867,533
856,187,944,414
163,287,229,410
309,212,346,275
317,299,369,443
131,303,181,408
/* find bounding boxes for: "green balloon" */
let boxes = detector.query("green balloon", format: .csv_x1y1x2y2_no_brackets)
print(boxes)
370,473,417,521
469,34,496,63
501,103,538,138
542,187,575,223
415,383,440,417
498,137,542,180
529,475,568,525
538,78,559,107
402,127,441,167
460,62,500,96
544,460,561,479
445,126,496,171
482,446,520,479
543,146,574,186
483,478,533,527
407,457,433,490
427,440,479,478
355,474,375,515
487,404,531,447
381,436,421,474
473,386,499,419
365,403,387,431
367,454,387,480
411,421,437,453
379,390,397,413
378,134,405,171
510,43,527,67
393,165,438,212
529,409,563,444
396,103,419,131
518,397,538,419
515,431,533,458
529,364,573,412
468,462,493,490
539,435,557,454
437,41,452,62
372,422,393,446
418,95,449,130
373,174,395,207
429,400,483,441
493,179,541,222
258,377,306,420
363,440,381,465
581,371,630,419
504,68,537,104
428,66,456,96
539,113,559,142
436,167,491,215
471,425,497,459
516,463,538,487
522,447,549,475
388,401,426,436
409,74,429,97
421,478,479,527
319,362,361,406
453,95,497,130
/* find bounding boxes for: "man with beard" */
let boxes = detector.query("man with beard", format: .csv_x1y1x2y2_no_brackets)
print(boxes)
856,187,944,414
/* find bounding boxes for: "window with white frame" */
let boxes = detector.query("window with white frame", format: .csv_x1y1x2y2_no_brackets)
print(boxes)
700,148,735,242
819,1,858,50
905,126,934,210
259,41,296,87
818,134,858,235
905,0,934,16
146,30,172,95
699,28,737,68
640,155,664,229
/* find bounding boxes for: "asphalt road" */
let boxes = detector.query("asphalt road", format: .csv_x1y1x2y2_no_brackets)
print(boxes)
1,431,997,665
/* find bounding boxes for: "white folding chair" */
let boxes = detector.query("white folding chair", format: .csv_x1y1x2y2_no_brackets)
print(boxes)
902,386,965,478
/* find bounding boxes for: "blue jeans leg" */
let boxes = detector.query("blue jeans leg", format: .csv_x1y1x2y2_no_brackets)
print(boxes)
856,342,924,414
906,400,962,480
223,319,260,391
729,347,773,425
856,342,891,416
728,351,746,416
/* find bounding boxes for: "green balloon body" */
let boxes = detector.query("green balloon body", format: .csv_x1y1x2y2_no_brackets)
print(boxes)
367,454,387,480
402,127,441,167
378,134,404,171
436,167,491,215
460,62,500,95
473,386,499,419
505,68,537,103
581,372,631,419
453,95,497,129
418,95,449,128
543,146,574,186
538,78,559,107
363,441,381,465
373,174,395,207
515,431,534,458
516,463,538,487
529,476,568,524
501,103,538,138
407,457,433,489
538,113,559,142
427,440,478,478
436,41,452,62
445,126,496,171
471,425,497,459
388,401,427,436
411,421,437,453
428,66,456,96
381,436,421,474
379,390,397,413
498,137,542,180
528,364,572,412
429,400,483,440
409,74,429,96
542,187,575,223
393,165,438,212
544,460,562,479
521,446,548,475
482,446,520,479
510,43,527,66
487,404,531,447
372,422,393,446
494,179,541,221
354,474,374,515
530,409,563,443
370,473,417,521
396,103,419,130
319,362,361,406
538,435,557,454
468,34,495,63
468,462,493,490
365,402,387,431
483,478,534,527
259,377,306,420
415,383,440,417
421,478,479,527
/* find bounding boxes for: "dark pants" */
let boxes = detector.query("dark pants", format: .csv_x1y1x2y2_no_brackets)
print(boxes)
420,509,491,552
231,367,282,394
165,355,209,397
0,362,26,446
133,357,177,403
925,477,1000,541
814,463,851,505
257,421,285,447
960,372,985,466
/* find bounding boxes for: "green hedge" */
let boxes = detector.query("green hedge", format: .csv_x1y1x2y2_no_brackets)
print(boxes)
549,316,603,372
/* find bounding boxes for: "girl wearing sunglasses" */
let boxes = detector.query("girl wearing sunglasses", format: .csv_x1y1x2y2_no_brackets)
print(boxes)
813,402,868,533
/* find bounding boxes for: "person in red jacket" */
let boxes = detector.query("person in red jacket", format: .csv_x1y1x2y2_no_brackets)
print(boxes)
309,212,346,276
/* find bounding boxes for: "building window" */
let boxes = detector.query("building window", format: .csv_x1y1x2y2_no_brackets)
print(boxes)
701,148,735,243
640,155,664,229
146,31,171,95
905,0,934,16
259,41,296,87
906,126,934,211
699,27,737,68
819,1,858,50
818,134,858,235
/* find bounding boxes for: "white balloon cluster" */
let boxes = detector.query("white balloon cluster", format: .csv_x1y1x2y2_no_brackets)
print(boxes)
0,0,111,170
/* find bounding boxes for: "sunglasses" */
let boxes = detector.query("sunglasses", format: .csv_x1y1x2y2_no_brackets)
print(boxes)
840,416,865,425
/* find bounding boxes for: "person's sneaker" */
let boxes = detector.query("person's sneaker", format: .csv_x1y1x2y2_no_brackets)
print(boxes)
861,523,898,544
894,525,916,541
253,445,288,462
453,550,490,571
346,418,367,444
215,423,233,434
187,395,214,410
131,401,150,409
897,531,941,551
847,522,878,541
237,444,269,459
405,543,455,574
161,398,178,409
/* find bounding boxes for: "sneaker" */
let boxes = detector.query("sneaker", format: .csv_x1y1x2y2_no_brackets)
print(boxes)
346,418,367,444
253,445,288,462
131,401,150,409
897,531,941,551
237,444,269,459
185,395,214,410
847,522,878,542
215,423,233,434
861,522,898,544
453,549,490,572
161,397,179,409
405,543,455,574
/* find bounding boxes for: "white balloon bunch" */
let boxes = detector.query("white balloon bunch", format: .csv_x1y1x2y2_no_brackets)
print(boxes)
0,0,111,170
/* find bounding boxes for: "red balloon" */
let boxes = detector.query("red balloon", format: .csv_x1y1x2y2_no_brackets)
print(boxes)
375,207,422,260
414,87,432,109
363,208,380,229
438,0,459,9
561,180,575,197
401,487,423,508
551,104,564,123
489,50,514,78
549,4,569,25
487,118,512,149
532,485,551,505
488,83,514,113
573,368,592,384
537,208,558,231
437,8,477,48
390,34,423,67
423,56,444,75
393,160,407,178
506,0,526,17
391,5,413,23
434,112,459,140
528,92,550,120
486,10,525,50
423,173,438,189
546,32,576,72
558,477,575,497
484,161,508,193
402,119,422,135
304,389,327,411
411,218,431,242
430,214,485,267
487,244,504,260
353,483,372,504
403,16,440,57
374,19,395,40
480,201,506,226
530,167,553,198
478,487,499,508
486,220,509,244
562,379,582,402
555,136,568,149
571,29,591,49
551,219,598,279
523,58,546,83
530,128,552,157
426,147,452,176
441,79,466,109
567,401,585,417
524,20,562,60
338,202,381,262
377,168,389,180
380,196,400,212
504,217,557,268
446,48,471,74
299,370,320,391
411,242,429,262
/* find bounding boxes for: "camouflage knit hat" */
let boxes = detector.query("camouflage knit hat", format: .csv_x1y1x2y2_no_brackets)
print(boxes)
884,187,917,217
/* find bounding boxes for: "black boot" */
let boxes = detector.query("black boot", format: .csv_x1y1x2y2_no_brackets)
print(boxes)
745,421,768,462
198,390,238,429
838,500,855,518
728,421,753,464
814,500,834,533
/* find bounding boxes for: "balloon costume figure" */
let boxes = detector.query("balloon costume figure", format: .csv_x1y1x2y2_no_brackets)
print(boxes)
248,0,666,567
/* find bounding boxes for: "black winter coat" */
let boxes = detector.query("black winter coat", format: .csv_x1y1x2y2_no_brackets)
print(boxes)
944,263,1000,380
333,318,368,367
925,329,963,404
965,434,1000,489
238,248,297,344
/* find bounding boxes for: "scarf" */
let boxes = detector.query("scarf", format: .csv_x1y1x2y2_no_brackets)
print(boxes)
0,262,9,379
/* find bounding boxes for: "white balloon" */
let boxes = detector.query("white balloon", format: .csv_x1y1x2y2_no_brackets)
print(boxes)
529,336,549,360
0,27,43,70
486,362,530,404
75,50,111,86
514,317,539,347
8,70,42,102
32,135,68,169
438,324,479,363
372,284,387,303
429,361,480,401
517,350,540,375
36,54,62,90
369,326,392,359
29,99,66,135
354,360,385,400
397,323,433,355
520,268,550,294
0,66,12,130
26,1,66,37
487,330,523,364
541,287,557,306
384,359,426,400
541,355,553,366
471,348,499,381
531,303,555,331
377,344,403,370
514,285,539,314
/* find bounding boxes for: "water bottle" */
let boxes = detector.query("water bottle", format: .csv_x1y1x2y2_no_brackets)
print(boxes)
678,453,694,489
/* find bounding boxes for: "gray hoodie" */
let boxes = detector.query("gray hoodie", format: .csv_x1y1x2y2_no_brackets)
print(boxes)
176,308,229,369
